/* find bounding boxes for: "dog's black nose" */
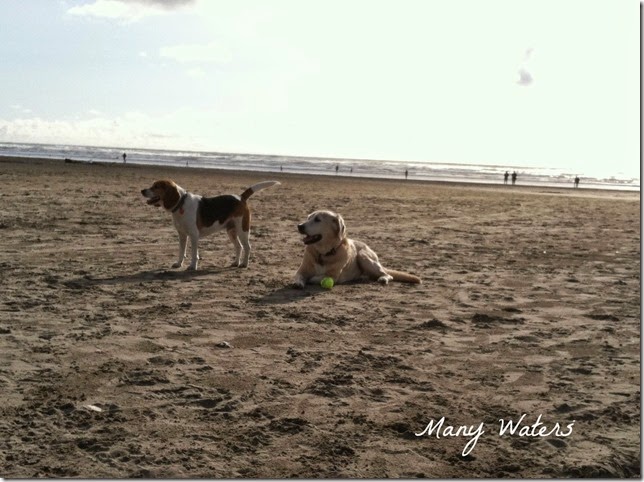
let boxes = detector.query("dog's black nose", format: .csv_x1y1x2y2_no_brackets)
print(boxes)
140,189,146,195
297,223,306,234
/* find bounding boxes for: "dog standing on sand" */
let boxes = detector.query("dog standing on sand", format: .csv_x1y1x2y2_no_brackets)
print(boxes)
293,210,421,287
141,179,279,270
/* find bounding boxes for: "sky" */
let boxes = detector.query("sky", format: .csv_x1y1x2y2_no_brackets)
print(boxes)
0,0,639,179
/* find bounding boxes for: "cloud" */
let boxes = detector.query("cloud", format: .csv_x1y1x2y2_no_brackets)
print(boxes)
0,114,183,149
516,47,534,86
132,0,194,8
517,68,533,86
67,0,195,22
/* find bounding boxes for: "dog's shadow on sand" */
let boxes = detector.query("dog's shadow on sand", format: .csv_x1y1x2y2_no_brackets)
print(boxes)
63,267,234,289
255,286,317,305
255,280,369,305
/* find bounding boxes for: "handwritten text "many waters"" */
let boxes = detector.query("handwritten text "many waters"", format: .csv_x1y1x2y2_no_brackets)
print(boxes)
415,414,575,456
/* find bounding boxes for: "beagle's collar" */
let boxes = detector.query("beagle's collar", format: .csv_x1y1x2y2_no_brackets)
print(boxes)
171,193,188,213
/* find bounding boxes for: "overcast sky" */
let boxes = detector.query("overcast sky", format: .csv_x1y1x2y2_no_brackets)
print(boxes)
0,0,639,179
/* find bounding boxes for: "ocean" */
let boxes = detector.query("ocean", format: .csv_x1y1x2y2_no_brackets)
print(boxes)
0,142,639,191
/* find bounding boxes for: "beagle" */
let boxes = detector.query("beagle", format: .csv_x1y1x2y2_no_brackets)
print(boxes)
294,210,421,287
141,179,279,270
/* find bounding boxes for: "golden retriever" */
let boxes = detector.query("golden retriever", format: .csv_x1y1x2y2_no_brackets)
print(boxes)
293,210,421,287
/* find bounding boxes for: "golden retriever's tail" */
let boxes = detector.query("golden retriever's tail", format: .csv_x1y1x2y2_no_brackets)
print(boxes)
386,269,422,284
240,181,280,201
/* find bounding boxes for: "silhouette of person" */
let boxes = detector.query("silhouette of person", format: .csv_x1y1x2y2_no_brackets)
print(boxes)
574,176,580,188
504,171,509,184
335,164,339,175
511,171,517,185
122,152,127,163
405,169,408,180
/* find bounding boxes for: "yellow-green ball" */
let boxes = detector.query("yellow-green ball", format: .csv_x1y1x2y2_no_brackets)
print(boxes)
320,277,334,289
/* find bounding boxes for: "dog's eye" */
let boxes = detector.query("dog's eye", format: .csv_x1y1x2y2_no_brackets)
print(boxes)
314,216,320,222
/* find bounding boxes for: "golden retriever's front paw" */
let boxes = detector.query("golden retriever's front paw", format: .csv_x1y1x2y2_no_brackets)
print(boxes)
377,275,392,285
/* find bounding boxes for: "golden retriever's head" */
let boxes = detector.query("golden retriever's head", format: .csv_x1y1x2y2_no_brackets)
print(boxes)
141,179,180,210
297,210,346,251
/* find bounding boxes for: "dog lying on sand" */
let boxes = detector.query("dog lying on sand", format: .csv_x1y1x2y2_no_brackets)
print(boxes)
141,179,279,270
294,210,421,287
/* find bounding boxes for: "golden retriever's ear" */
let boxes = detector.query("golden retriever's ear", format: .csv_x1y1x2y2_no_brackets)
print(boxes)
333,214,346,239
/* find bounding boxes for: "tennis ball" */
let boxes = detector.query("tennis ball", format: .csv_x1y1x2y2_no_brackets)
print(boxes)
320,277,334,289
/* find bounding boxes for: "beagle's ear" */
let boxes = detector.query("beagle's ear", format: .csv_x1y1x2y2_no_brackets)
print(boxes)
333,214,346,239
161,180,180,210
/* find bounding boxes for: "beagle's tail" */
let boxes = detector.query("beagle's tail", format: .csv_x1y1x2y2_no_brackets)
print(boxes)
240,181,280,201
386,269,422,284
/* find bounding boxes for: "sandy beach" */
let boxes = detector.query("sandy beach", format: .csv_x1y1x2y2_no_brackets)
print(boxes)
0,156,639,478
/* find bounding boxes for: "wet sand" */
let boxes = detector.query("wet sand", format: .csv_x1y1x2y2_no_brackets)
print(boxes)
0,156,640,478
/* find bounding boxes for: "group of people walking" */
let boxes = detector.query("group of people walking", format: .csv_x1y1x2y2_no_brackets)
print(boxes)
124,150,584,189
503,171,518,185
504,171,581,188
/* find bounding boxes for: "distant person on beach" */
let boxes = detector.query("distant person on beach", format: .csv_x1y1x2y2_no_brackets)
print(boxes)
574,176,580,188
122,152,126,163
405,169,408,180
511,171,517,185
335,165,339,175
504,171,509,184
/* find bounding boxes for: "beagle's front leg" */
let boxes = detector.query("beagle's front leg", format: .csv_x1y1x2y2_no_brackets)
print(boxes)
173,233,188,269
187,232,200,270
